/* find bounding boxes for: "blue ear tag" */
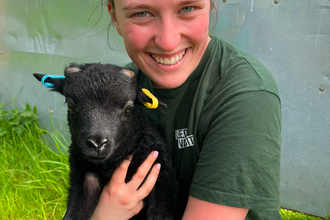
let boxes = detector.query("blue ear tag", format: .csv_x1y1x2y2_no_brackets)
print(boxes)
41,75,65,88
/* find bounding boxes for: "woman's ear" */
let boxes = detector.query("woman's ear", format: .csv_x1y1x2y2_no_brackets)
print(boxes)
106,1,112,14
107,2,122,36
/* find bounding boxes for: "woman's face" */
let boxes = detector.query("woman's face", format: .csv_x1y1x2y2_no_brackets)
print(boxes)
109,0,211,88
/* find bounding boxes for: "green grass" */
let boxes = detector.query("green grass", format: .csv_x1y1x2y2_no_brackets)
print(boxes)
0,103,69,219
280,209,326,220
0,103,328,219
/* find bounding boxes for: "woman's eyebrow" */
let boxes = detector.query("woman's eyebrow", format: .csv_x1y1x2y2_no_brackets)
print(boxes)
178,0,200,6
122,4,151,11
122,0,200,11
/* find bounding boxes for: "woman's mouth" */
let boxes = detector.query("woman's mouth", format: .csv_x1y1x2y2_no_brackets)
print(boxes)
150,49,187,65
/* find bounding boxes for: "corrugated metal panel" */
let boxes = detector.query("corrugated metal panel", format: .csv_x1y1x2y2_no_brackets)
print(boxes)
0,0,329,217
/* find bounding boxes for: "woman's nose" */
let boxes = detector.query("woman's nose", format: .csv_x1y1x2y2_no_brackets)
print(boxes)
154,18,181,52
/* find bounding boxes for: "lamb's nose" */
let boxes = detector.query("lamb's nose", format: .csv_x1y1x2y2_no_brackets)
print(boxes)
86,138,108,151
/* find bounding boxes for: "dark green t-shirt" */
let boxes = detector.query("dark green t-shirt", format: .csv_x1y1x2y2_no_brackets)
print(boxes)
125,36,282,220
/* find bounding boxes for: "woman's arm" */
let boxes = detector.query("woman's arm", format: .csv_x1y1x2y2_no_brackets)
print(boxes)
90,151,248,220
182,196,248,220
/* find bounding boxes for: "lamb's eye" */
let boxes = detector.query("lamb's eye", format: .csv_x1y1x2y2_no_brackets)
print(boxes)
123,105,134,114
67,102,76,112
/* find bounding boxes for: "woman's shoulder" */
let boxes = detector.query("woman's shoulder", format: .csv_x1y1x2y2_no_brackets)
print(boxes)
123,62,138,71
207,36,280,98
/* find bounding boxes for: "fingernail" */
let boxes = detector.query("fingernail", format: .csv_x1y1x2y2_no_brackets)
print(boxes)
156,163,161,170
153,151,159,158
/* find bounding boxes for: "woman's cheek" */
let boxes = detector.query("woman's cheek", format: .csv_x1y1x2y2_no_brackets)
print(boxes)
187,17,209,41
123,26,151,51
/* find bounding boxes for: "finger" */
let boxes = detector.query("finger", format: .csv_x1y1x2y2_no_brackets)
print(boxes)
110,155,133,185
136,163,161,200
129,151,159,189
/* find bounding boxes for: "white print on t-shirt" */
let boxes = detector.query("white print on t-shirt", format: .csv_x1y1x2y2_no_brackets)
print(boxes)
175,128,195,149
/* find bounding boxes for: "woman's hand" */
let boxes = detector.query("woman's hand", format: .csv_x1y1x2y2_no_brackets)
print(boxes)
90,151,161,220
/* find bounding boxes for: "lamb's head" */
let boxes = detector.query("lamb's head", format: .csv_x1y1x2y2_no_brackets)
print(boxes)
33,63,164,163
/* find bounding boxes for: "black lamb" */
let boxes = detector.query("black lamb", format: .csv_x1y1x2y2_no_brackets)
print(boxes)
33,63,177,220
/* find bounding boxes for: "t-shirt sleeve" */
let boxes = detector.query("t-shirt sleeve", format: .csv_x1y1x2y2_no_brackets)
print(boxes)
189,90,282,211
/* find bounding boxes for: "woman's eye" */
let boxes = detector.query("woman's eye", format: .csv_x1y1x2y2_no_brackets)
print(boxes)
134,11,150,17
180,6,194,13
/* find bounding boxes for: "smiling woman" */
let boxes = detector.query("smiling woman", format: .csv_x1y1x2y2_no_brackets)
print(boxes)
107,0,211,89
90,0,283,219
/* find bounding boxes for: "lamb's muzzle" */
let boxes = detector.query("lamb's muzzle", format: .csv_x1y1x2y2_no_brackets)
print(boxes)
86,137,108,151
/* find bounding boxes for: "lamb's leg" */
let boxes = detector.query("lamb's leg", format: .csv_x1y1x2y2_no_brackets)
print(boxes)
63,172,102,220
62,184,84,220
146,169,178,220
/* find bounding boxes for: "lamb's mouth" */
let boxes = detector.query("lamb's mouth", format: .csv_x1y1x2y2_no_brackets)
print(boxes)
85,149,109,162
86,152,107,160
150,49,186,65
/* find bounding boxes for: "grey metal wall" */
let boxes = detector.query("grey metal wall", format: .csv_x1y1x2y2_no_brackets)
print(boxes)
0,0,329,218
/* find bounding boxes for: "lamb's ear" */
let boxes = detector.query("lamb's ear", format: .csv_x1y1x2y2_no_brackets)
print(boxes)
121,69,135,78
33,73,65,95
136,87,167,109
65,66,81,74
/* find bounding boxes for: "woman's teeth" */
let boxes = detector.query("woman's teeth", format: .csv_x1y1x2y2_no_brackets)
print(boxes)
151,50,186,65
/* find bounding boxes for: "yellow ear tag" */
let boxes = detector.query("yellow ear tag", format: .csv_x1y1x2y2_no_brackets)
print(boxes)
142,88,159,109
